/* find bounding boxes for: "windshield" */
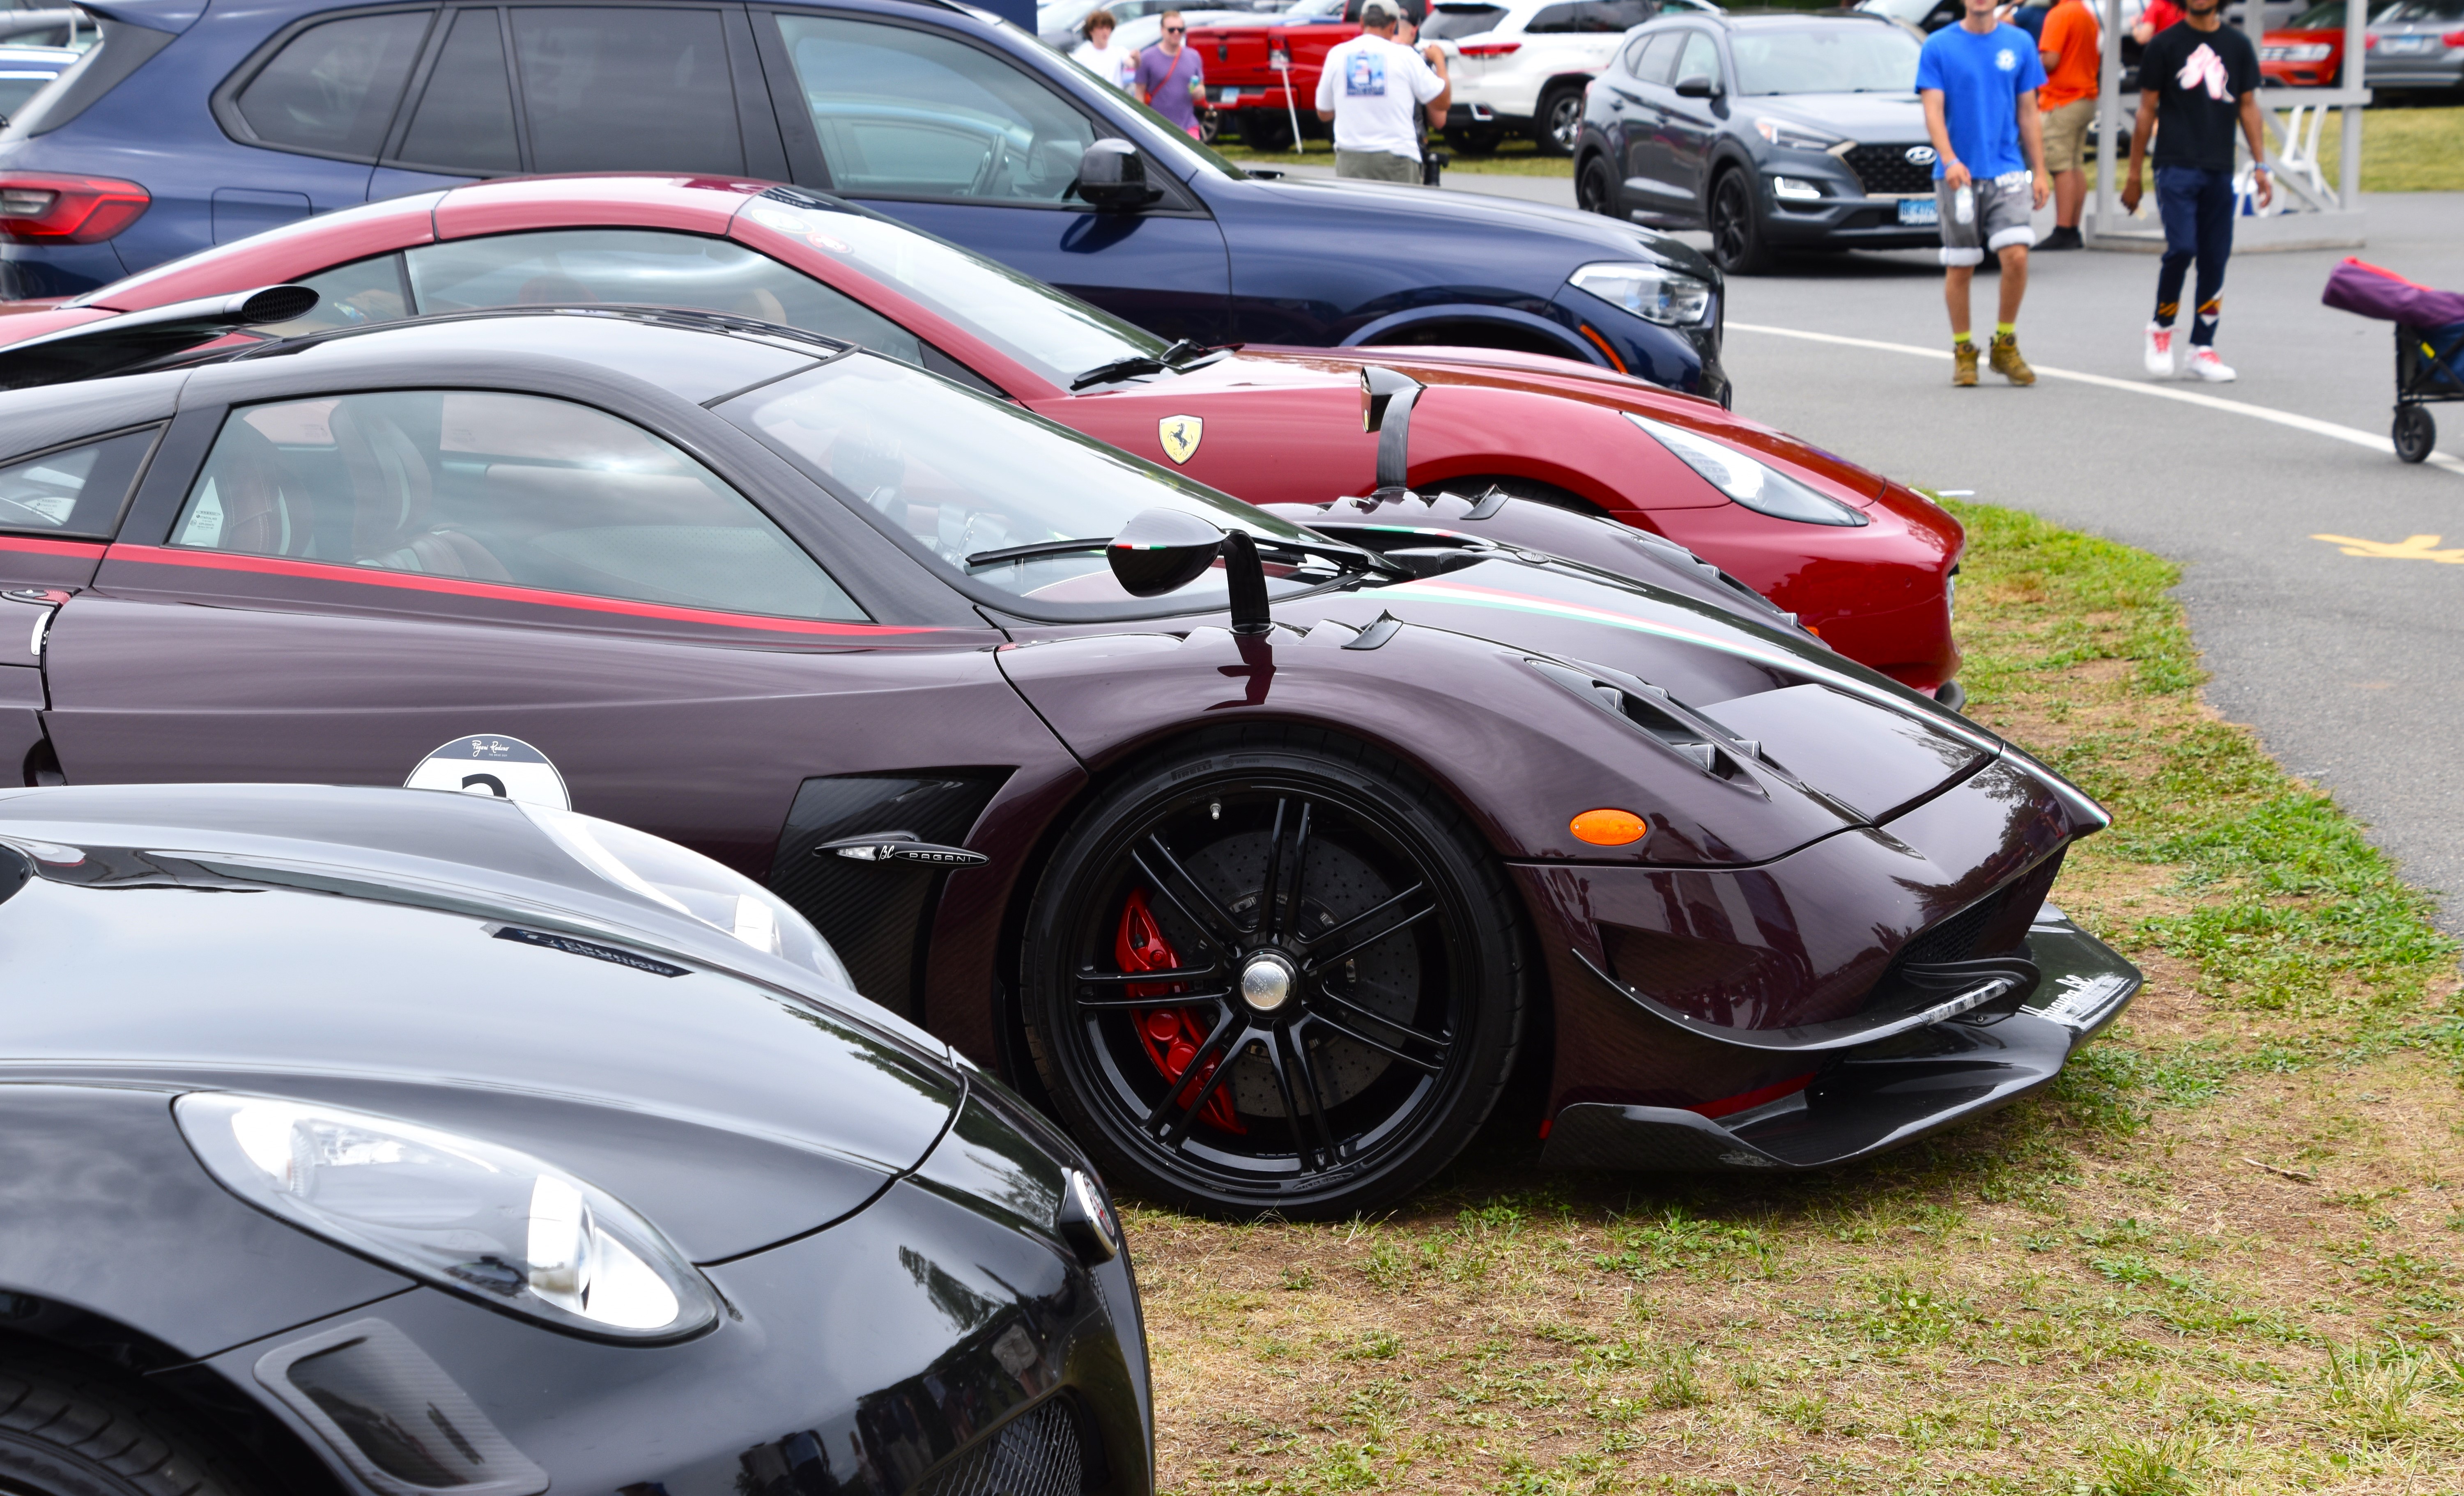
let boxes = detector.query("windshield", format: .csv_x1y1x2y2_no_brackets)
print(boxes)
721,353,1357,617
2290,0,2388,21
1424,4,1507,39
1733,25,1922,94
737,195,1172,386
1855,0,1935,21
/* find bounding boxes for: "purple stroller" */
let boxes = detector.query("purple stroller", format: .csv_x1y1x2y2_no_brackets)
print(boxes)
2322,258,2464,464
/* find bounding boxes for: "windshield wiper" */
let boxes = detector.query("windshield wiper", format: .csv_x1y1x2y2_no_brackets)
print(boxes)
1070,337,1204,390
965,537,1112,569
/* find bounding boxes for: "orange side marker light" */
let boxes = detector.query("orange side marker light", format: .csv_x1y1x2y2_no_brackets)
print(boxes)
1569,808,1647,847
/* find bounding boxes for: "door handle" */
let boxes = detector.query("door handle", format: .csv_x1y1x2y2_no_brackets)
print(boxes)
818,831,990,867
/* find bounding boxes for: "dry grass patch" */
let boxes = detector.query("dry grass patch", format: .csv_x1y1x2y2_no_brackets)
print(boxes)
1124,502,2464,1494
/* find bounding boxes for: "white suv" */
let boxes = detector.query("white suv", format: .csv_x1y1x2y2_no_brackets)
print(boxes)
1429,0,1715,155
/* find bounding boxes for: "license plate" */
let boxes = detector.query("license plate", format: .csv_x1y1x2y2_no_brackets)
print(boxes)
1214,87,1243,102
2384,34,2436,52
1898,197,1939,226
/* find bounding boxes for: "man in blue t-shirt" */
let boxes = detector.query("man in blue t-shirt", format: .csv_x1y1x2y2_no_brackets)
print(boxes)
1916,0,2052,387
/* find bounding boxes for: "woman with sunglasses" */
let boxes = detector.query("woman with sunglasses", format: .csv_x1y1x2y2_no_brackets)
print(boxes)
1133,10,1208,138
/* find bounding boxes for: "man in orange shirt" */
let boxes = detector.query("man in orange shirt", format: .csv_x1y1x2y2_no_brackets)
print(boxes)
2035,0,2102,248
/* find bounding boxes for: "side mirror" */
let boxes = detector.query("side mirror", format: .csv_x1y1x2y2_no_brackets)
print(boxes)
1068,140,1164,211
1107,508,1272,633
1359,365,1424,495
1673,73,1717,99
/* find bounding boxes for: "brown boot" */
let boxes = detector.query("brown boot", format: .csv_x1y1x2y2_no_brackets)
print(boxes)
1989,332,2036,385
1952,340,1979,387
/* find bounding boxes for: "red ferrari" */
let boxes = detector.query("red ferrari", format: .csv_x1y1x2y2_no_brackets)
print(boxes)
0,173,1962,693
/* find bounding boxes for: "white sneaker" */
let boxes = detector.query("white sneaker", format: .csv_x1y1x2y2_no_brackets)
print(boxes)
2144,321,2176,376
2184,346,2236,382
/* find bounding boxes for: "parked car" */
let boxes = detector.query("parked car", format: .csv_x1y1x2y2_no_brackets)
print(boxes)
0,41,71,126
0,300,2136,1213
2363,0,2464,94
1426,0,1680,156
2262,0,2382,85
1181,0,1424,151
0,781,1149,1496
1577,11,1955,275
0,174,1958,689
0,0,1726,397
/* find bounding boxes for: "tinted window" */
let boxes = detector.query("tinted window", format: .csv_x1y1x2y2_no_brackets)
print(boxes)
1672,28,1721,86
174,392,862,622
1422,5,1506,39
1730,25,1919,94
236,11,430,157
775,15,1094,204
402,229,923,361
510,7,741,172
398,8,519,170
1526,2,1583,32
1587,0,1654,30
0,427,156,538
1623,29,1679,78
2379,0,2464,18
725,357,1340,616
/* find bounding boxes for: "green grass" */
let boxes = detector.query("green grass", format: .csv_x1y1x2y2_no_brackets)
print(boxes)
2312,105,2464,193
1129,501,2464,1494
1212,135,1573,176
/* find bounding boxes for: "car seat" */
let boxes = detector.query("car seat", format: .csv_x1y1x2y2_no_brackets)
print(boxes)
328,404,514,581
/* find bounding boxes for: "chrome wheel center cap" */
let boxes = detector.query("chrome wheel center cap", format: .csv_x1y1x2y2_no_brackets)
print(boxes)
1239,952,1297,1014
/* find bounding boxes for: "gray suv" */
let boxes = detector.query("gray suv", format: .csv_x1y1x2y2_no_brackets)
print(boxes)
1574,11,1942,274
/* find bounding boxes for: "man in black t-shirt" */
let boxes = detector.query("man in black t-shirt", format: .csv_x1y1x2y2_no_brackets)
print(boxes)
2120,0,2271,383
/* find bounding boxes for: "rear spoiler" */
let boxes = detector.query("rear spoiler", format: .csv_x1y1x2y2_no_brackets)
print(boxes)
0,284,317,391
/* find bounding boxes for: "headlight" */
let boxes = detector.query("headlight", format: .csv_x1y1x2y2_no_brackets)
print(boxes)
1770,175,1825,202
1567,261,1714,327
1625,413,1870,527
178,1094,722,1342
1753,117,1840,151
519,801,850,987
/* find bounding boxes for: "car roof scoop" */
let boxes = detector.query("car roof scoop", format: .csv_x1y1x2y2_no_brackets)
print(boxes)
0,283,317,391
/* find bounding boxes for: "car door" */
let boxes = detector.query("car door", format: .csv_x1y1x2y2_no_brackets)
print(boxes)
39,382,1059,1015
1616,29,1690,216
1658,27,1727,216
749,8,1235,346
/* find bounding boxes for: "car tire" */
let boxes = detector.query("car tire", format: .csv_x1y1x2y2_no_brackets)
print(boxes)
1708,167,1774,275
1533,83,1585,157
0,1361,262,1496
1019,726,1526,1219
1576,154,1618,217
1444,124,1504,154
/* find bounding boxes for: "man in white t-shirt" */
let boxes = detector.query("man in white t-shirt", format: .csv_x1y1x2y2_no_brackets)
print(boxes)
1313,0,1448,183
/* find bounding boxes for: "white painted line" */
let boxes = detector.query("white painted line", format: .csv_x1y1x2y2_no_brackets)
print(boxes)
1728,321,2464,479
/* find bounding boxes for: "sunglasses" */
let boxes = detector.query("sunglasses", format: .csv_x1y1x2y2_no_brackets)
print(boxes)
1162,24,1186,32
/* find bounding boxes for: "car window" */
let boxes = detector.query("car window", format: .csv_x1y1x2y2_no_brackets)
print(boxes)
397,8,519,171
1624,29,1679,78
1730,25,1919,94
737,195,1162,388
0,66,62,120
2377,0,2463,18
1525,2,1584,32
235,11,432,158
0,427,157,538
251,254,414,337
508,7,742,173
1584,1,1654,32
774,15,1094,205
1423,5,1507,40
724,354,1342,617
1672,28,1721,86
400,229,924,360
172,391,865,623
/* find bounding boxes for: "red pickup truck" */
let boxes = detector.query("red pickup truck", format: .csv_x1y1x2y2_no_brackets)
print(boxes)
1188,0,1430,150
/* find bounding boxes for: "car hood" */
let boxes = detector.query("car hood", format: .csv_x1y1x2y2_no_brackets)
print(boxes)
0,784,968,1262
1749,92,1929,142
1232,172,1722,285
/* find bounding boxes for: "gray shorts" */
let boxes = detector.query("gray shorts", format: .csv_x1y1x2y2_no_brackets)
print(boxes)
1335,149,1420,183
1938,170,2034,266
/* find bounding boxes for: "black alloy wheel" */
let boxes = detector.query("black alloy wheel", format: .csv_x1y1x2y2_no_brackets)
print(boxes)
1576,154,1618,217
1535,83,1585,157
2393,405,2436,464
0,1360,265,1496
1708,168,1773,275
1020,730,1525,1218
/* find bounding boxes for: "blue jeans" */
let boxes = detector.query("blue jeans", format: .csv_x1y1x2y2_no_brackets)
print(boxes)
2154,165,2235,346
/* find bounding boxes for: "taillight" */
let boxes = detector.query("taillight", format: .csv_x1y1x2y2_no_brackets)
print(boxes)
1457,41,1521,57
0,174,150,244
2443,28,2464,45
1270,46,1290,67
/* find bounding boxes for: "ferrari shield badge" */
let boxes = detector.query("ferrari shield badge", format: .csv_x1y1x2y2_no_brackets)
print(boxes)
405,734,571,810
1158,415,1204,465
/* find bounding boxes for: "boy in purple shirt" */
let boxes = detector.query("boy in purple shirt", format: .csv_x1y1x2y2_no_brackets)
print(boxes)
1135,10,1206,136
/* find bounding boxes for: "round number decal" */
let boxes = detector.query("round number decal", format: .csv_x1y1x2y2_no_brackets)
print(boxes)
405,735,570,810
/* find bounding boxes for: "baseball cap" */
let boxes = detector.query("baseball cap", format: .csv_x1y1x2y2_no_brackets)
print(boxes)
1359,0,1398,23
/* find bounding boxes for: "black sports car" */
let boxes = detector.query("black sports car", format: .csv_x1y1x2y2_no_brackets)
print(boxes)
0,782,1147,1496
0,298,2141,1219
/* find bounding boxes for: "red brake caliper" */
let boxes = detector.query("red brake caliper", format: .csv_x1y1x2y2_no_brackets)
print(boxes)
1117,888,1244,1134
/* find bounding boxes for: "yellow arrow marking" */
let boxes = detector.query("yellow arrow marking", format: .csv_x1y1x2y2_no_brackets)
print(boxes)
2311,533,2464,564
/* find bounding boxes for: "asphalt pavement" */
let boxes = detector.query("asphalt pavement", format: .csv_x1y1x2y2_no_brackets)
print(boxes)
1384,163,2464,926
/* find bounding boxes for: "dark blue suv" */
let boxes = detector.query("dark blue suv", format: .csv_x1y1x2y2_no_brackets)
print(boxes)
0,0,1725,396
